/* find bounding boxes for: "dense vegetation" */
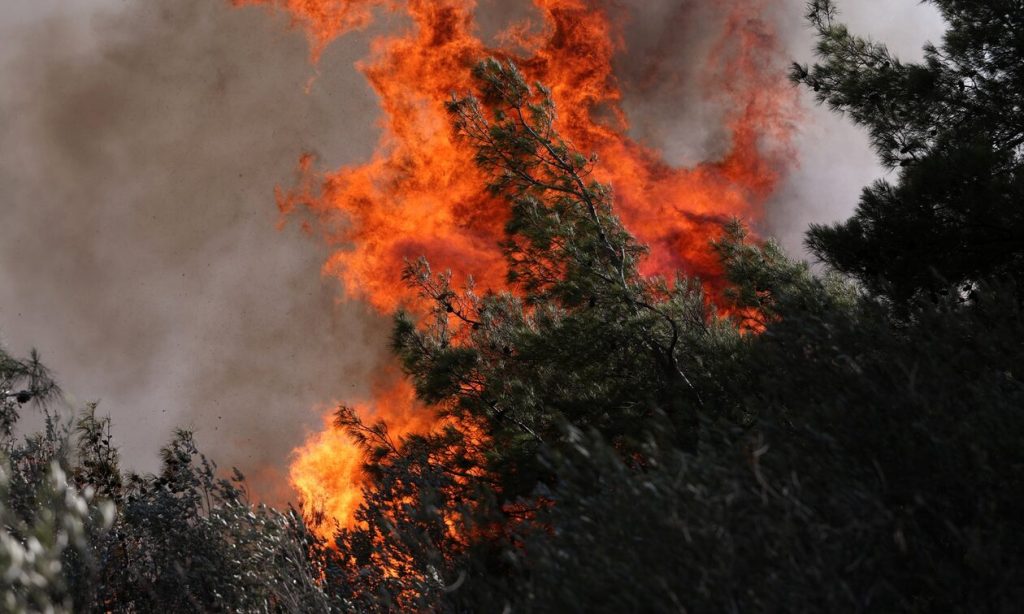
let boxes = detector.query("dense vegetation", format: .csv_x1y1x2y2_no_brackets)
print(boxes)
2,1,1021,611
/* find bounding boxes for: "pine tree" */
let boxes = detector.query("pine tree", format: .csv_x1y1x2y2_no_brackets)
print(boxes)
793,0,1024,303
390,59,733,488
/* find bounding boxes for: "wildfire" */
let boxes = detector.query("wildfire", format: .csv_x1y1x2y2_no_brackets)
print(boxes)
232,0,797,535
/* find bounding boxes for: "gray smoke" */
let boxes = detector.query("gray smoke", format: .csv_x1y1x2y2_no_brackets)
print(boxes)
0,0,391,502
0,0,946,503
615,1,747,166
766,0,948,253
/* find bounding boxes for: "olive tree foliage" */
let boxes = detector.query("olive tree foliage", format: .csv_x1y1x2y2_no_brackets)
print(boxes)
793,0,1024,303
0,459,114,614
85,428,335,612
0,344,336,613
0,348,111,614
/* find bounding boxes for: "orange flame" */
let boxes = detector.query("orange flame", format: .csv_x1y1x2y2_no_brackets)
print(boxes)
288,376,432,539
233,0,798,533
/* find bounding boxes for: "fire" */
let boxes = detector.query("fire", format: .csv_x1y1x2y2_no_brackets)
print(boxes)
232,0,797,531
288,376,432,540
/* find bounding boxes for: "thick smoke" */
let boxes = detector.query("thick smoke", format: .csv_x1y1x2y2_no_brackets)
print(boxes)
0,0,391,501
614,1,748,167
0,0,945,502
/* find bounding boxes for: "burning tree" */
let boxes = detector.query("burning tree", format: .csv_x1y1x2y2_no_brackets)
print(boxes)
258,0,799,543
321,57,736,608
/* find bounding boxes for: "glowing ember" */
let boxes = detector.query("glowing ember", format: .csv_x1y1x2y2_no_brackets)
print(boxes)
233,0,797,532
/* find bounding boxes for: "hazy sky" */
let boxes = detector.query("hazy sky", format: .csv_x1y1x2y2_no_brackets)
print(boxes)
0,0,946,502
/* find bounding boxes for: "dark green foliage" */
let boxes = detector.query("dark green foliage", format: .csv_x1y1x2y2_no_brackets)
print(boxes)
718,234,1024,609
478,423,884,613
445,245,1023,612
741,282,1024,610
793,0,1024,303
91,431,334,612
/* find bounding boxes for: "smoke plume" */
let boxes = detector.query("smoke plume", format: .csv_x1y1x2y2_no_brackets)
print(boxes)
0,0,391,501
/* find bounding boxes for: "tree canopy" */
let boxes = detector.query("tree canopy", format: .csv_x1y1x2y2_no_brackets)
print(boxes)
793,0,1024,303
